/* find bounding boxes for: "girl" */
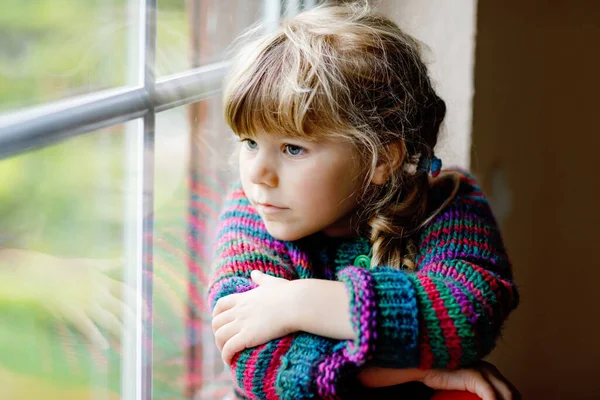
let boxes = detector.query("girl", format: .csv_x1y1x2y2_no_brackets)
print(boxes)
208,3,519,399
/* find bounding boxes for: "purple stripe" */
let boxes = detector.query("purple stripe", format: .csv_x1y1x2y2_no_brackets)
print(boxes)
314,267,378,397
422,263,495,318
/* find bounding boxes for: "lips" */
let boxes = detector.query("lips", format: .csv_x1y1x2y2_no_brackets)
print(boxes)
255,202,288,212
257,202,286,208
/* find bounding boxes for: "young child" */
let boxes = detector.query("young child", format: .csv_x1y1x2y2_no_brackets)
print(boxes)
208,3,519,399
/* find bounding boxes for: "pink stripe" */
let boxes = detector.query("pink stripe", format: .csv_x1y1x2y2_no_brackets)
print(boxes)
189,200,220,219
419,323,434,369
190,181,224,202
217,231,288,256
420,224,497,246
243,346,264,399
418,274,462,368
155,236,210,285
188,213,207,232
264,336,294,400
421,262,502,319
215,216,265,239
188,230,210,261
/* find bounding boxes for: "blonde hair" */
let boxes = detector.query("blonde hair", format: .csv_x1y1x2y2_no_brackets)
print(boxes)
223,2,458,270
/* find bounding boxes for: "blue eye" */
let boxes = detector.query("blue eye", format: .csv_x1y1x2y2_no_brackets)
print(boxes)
284,144,305,156
243,139,258,150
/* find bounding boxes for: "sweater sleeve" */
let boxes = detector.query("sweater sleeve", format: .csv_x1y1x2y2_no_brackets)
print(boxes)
207,186,363,400
336,170,520,369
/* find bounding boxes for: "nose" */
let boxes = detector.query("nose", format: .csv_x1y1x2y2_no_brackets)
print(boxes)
248,151,278,187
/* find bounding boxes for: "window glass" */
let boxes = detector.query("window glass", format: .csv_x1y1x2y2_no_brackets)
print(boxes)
157,0,264,76
0,0,133,113
0,123,134,399
153,95,236,398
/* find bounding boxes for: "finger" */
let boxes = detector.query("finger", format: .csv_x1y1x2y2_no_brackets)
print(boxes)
211,309,236,334
66,307,109,350
110,279,136,303
104,287,138,323
111,280,147,319
251,270,286,285
461,369,497,400
465,370,497,400
116,293,138,329
104,293,138,340
101,292,125,320
481,367,519,400
213,294,238,318
424,369,496,400
214,321,240,352
250,270,267,284
89,304,124,339
221,332,247,365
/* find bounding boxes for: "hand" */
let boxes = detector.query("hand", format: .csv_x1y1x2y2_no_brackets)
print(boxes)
10,250,136,350
423,361,520,400
211,270,296,365
358,361,520,400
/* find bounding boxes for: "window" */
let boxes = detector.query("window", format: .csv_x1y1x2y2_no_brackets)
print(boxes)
0,1,319,399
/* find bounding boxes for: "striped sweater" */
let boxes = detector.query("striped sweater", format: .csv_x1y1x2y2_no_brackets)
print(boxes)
207,170,519,399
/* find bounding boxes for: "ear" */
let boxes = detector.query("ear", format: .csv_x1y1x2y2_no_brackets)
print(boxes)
371,141,406,185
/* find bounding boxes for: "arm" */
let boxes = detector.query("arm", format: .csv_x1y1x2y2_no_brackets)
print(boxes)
330,170,519,370
0,248,129,350
290,171,518,370
208,186,362,399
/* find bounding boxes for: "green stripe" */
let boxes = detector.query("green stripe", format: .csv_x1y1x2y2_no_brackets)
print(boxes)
445,280,480,364
434,278,477,366
412,276,448,368
235,347,253,391
215,253,284,270
433,260,500,356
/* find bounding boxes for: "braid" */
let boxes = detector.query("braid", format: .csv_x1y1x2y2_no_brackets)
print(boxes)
367,95,448,271
368,167,429,271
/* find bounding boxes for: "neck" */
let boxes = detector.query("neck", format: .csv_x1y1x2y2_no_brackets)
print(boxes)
321,209,369,239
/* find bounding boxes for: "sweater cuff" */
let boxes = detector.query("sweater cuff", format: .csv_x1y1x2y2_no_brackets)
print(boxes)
275,333,348,400
338,266,420,368
336,266,378,365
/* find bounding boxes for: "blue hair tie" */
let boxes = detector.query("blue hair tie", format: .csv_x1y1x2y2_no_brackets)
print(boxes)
430,156,442,177
418,155,442,177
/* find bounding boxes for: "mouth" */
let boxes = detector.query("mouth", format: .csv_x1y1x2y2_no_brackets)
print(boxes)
255,202,288,213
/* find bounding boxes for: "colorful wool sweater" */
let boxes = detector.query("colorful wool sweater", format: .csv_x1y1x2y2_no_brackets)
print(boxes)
207,170,519,400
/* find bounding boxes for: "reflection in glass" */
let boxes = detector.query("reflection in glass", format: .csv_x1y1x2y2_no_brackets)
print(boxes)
0,124,130,399
153,95,236,399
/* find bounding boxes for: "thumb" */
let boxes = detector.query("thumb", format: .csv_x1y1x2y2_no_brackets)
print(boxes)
250,270,271,285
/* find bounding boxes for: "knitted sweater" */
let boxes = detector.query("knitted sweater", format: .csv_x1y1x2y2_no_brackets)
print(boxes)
207,170,519,400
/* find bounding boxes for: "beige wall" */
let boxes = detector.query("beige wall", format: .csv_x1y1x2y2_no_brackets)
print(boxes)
377,0,477,169
472,2,600,399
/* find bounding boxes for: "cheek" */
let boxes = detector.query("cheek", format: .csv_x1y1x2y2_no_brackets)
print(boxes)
238,154,251,189
290,160,362,212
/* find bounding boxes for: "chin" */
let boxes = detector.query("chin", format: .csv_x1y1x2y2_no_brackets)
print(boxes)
264,223,308,242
